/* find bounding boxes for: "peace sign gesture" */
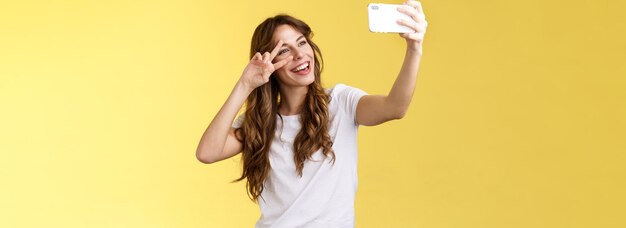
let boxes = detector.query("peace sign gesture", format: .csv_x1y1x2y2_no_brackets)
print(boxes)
239,40,293,90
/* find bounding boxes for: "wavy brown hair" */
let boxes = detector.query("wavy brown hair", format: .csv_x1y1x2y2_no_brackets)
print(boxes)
234,15,334,202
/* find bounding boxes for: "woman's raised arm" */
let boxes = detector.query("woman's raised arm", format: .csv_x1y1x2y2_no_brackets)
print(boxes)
356,0,427,126
196,40,292,163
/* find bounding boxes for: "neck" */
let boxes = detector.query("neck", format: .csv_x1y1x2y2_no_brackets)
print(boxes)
278,85,308,116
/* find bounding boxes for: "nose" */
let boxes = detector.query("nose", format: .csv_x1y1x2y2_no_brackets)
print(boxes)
292,49,304,60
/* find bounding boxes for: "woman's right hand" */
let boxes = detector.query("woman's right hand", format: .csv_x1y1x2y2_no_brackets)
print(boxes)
238,40,293,90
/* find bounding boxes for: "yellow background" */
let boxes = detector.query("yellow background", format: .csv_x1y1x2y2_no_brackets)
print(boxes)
1,0,625,227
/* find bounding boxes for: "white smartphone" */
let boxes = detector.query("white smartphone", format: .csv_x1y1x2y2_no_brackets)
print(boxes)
368,3,415,33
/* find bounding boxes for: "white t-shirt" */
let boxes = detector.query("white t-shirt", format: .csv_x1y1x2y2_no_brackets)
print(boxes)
232,84,368,228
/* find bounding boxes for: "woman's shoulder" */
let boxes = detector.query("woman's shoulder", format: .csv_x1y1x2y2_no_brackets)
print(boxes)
325,83,368,109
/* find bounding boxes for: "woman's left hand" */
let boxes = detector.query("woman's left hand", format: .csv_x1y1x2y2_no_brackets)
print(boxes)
397,0,428,54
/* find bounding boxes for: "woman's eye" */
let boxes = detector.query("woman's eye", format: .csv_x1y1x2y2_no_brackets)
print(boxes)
278,49,289,55
298,41,307,46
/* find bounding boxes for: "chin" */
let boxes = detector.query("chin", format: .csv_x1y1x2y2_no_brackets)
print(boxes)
290,73,315,87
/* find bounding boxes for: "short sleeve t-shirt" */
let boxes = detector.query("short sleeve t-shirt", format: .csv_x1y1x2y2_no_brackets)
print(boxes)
232,84,367,228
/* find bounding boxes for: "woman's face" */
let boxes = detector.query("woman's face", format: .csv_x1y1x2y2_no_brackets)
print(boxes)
271,25,315,88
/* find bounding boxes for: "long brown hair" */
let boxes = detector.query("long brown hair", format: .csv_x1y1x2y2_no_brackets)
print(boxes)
234,15,334,202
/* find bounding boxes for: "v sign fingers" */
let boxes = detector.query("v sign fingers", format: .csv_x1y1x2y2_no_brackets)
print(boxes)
237,40,297,90
270,40,284,60
273,55,293,70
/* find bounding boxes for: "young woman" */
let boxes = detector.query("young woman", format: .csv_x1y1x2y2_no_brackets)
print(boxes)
196,1,427,227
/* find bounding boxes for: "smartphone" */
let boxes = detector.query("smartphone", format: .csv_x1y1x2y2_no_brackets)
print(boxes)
368,3,415,33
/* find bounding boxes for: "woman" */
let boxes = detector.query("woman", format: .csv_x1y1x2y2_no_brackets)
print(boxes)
196,1,427,227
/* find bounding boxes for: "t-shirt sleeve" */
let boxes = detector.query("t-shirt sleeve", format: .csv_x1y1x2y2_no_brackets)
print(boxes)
332,84,368,125
231,114,244,128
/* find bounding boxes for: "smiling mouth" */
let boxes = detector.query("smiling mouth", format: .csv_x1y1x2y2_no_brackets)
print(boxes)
291,61,310,73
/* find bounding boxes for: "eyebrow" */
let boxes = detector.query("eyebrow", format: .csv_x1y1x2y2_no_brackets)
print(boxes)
281,35,305,47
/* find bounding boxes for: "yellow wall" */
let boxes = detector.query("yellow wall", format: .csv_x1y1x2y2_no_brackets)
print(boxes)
1,0,625,227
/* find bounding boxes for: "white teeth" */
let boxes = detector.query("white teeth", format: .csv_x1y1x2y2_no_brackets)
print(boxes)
293,62,309,72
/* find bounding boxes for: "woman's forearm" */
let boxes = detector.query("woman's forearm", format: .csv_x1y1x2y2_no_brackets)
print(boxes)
386,47,422,117
196,81,251,162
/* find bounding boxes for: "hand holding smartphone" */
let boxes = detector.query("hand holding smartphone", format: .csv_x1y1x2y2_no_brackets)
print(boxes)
368,3,416,33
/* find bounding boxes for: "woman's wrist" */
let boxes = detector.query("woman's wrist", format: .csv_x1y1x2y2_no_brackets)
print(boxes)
406,43,423,56
235,80,255,96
